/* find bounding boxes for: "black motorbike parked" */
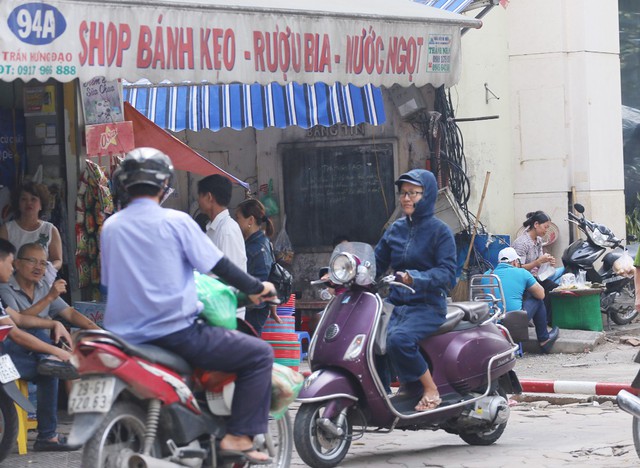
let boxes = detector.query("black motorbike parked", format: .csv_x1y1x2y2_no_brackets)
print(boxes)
562,203,637,325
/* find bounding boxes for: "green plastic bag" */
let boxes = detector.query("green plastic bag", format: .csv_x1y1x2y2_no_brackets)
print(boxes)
260,179,280,217
194,272,237,330
270,363,304,419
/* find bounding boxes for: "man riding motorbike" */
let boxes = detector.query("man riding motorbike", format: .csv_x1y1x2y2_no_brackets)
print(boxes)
100,148,277,465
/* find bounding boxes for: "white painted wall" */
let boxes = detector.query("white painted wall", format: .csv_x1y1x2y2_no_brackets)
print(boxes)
455,0,625,260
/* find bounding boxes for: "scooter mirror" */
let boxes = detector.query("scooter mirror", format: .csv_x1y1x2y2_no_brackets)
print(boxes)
574,203,585,214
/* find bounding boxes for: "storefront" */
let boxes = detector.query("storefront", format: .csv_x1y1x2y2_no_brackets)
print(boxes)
0,0,481,300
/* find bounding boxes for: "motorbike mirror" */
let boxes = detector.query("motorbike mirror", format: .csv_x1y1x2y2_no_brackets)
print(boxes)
573,203,585,214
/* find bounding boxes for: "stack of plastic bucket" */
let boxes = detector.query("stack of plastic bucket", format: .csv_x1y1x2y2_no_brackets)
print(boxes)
262,294,299,370
262,331,300,371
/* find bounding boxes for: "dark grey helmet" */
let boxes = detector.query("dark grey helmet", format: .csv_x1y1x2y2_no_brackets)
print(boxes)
118,147,174,190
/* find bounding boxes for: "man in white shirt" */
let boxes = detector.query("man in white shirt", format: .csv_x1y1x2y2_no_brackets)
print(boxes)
197,175,248,318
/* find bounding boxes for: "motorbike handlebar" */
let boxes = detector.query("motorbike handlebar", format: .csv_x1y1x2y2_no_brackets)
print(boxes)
381,275,416,294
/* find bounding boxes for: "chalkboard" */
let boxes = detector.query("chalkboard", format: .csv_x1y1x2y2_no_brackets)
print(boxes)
281,141,396,249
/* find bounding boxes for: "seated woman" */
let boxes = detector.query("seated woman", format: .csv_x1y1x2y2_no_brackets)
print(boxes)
0,182,62,285
511,210,558,323
375,169,456,411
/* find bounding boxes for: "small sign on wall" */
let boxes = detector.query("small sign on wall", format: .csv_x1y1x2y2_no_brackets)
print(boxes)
85,121,134,156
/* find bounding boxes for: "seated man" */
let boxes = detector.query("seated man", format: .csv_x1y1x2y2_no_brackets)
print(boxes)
2,243,100,331
489,247,559,353
0,239,79,451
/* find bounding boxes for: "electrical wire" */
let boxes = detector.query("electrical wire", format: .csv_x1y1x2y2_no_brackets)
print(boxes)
410,86,471,225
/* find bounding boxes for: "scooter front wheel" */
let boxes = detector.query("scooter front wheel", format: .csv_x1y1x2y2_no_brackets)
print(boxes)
0,393,18,463
633,416,640,458
294,401,352,468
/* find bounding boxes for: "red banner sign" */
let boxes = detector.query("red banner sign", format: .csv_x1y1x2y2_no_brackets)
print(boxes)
85,121,134,156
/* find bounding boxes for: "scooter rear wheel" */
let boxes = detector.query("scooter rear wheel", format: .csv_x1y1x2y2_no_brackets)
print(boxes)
81,400,159,468
0,393,18,463
294,401,352,468
458,385,508,446
608,282,638,326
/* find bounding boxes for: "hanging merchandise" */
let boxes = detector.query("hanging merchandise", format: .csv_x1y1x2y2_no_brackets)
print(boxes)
75,160,114,297
260,179,280,217
274,216,294,266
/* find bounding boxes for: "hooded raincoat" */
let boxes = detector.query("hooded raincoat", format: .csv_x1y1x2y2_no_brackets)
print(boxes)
375,169,457,382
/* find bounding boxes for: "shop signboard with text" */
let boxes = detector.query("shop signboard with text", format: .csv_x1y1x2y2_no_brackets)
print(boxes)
0,0,478,88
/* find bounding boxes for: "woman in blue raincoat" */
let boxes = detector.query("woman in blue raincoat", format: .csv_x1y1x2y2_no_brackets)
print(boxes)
375,169,457,411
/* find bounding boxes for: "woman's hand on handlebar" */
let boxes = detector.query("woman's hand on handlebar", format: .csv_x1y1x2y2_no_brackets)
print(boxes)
249,281,279,305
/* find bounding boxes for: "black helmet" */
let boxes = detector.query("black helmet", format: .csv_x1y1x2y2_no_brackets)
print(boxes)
118,148,174,190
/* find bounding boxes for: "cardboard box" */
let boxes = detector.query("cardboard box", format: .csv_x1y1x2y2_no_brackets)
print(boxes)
74,301,106,328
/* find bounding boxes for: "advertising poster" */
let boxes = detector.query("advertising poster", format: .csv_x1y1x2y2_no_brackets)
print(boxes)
23,85,56,115
81,76,124,125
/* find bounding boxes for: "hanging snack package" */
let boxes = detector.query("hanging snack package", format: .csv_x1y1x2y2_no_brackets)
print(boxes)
274,216,294,265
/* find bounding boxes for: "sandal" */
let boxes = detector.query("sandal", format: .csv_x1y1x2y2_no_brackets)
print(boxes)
218,446,272,465
415,395,442,412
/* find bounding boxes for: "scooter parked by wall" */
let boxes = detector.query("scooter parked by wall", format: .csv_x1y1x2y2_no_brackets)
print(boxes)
616,349,640,459
0,324,36,462
562,203,637,325
293,242,521,468
66,322,292,468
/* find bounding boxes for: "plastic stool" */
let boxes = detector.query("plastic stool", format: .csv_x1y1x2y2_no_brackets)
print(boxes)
16,379,37,455
296,331,311,361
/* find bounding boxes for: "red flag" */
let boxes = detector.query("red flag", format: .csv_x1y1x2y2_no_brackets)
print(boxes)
123,103,248,188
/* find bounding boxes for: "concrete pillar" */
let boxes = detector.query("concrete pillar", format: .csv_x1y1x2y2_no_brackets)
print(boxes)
507,0,625,257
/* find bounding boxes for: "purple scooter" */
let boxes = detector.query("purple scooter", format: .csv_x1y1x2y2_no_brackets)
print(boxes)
294,242,522,468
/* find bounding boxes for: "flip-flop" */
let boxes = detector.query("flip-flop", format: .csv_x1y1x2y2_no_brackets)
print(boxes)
218,447,272,465
415,395,442,412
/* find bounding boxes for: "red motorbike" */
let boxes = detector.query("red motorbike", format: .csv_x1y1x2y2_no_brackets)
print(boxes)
67,327,292,467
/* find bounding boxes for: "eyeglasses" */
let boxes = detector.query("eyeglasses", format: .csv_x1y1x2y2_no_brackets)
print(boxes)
18,257,48,268
398,191,423,199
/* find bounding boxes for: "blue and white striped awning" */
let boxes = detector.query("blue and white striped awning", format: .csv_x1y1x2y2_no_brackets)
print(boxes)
415,0,475,13
123,82,385,132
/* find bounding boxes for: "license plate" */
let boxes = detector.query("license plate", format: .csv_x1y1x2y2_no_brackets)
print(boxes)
0,354,20,384
68,377,116,414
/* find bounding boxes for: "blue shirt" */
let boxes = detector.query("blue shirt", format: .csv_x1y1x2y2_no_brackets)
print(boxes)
486,262,537,312
101,198,223,344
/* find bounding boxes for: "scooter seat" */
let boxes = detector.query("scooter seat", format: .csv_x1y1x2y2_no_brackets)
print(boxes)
447,301,490,324
432,308,465,336
129,344,193,375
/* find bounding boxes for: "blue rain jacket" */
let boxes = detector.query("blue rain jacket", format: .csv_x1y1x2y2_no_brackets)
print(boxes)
375,169,457,312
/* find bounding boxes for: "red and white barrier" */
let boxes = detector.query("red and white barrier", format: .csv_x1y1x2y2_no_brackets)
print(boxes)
520,379,640,396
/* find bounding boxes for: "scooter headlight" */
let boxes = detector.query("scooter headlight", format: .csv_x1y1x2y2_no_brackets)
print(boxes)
590,227,614,248
329,253,357,284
